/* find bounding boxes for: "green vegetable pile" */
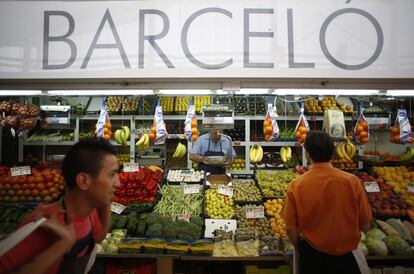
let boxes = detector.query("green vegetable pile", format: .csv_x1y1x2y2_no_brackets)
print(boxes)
0,204,32,237
154,184,203,216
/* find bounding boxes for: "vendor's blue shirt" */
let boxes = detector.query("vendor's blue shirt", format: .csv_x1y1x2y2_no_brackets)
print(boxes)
191,134,237,158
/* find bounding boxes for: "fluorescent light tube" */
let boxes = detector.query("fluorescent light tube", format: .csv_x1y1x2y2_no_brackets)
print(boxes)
0,90,43,96
235,89,272,95
386,90,414,97
275,89,380,96
157,89,211,95
48,90,154,96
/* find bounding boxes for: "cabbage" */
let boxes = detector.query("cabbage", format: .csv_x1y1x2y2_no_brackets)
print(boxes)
364,238,388,256
358,242,369,256
383,235,412,255
365,228,386,241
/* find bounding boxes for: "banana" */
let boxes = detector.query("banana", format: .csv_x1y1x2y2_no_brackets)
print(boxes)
122,126,130,141
335,142,345,160
136,134,146,146
280,147,287,162
339,142,352,162
286,147,292,161
119,130,127,146
178,143,187,158
143,134,150,149
250,146,257,162
114,129,123,145
253,145,263,163
346,141,356,159
173,143,187,158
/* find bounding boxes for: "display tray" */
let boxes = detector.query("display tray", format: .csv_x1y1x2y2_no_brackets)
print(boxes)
232,176,263,205
165,169,204,185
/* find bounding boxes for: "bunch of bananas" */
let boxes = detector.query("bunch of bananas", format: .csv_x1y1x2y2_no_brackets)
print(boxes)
173,142,187,158
135,133,150,151
280,146,292,163
336,140,356,163
249,145,263,163
114,126,130,146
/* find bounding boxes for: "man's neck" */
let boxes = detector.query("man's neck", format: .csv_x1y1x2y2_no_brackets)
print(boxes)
63,191,94,217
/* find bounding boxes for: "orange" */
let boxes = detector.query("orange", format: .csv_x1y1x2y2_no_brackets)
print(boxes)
263,120,271,127
151,127,156,135
298,126,307,134
149,133,156,142
191,128,198,135
105,122,112,129
360,121,368,130
359,131,368,138
104,128,110,134
192,134,198,142
103,134,111,141
356,125,364,133
191,119,197,127
295,131,302,139
391,127,400,134
360,137,369,144
40,189,50,197
264,126,273,135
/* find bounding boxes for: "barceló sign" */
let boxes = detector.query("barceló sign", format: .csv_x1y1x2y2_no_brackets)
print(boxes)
0,0,413,79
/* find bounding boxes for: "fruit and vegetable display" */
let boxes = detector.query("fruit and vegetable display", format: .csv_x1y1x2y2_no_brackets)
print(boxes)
233,96,248,114
356,172,409,218
165,141,187,169
278,128,296,140
205,188,235,219
166,169,204,183
372,166,414,208
172,142,187,158
363,151,400,162
135,133,151,151
233,179,262,203
159,96,174,113
235,204,273,238
304,98,323,113
223,125,245,142
0,166,65,203
280,146,296,168
116,152,130,166
154,184,203,216
263,116,275,141
264,199,287,238
194,96,211,113
122,97,139,113
98,121,113,141
0,101,39,130
175,96,191,113
97,229,127,254
112,167,163,205
294,115,308,145
354,114,369,145
0,204,33,237
142,97,155,114
26,130,74,142
106,96,123,113
227,158,246,171
256,170,296,197
249,145,264,164
248,96,266,115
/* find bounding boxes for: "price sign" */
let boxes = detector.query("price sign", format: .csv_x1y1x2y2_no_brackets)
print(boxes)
408,182,414,193
123,163,139,173
11,166,31,177
184,184,200,194
246,207,265,219
177,214,190,222
364,181,380,193
111,202,126,214
218,185,233,197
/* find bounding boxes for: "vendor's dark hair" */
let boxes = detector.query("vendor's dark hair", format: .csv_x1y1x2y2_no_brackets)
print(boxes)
304,131,334,163
62,138,116,189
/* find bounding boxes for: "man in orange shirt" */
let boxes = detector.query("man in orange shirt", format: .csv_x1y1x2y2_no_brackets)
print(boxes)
283,131,371,274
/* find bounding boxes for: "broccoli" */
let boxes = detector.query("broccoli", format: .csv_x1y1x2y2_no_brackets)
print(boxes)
135,222,147,237
116,216,128,229
176,222,202,241
126,214,138,234
110,214,120,230
190,216,203,227
162,223,178,240
145,212,162,226
145,223,163,238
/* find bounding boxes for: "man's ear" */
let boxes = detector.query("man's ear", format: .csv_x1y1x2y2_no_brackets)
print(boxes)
75,172,91,190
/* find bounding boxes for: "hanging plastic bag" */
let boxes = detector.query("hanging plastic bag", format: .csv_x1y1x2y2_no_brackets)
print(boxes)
184,98,199,143
294,103,309,145
152,100,167,145
263,103,279,141
95,99,112,141
354,111,369,145
390,107,412,144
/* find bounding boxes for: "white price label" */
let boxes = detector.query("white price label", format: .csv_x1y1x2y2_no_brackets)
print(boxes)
177,214,190,222
110,202,126,214
408,182,414,193
364,181,380,193
11,166,31,177
184,184,200,194
246,207,265,219
218,185,233,197
123,163,139,173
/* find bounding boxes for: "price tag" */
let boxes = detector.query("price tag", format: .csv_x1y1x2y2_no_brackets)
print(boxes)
246,207,265,219
364,181,380,193
177,214,190,222
184,184,200,194
123,163,139,173
11,166,31,177
408,182,414,193
218,185,233,197
110,202,126,214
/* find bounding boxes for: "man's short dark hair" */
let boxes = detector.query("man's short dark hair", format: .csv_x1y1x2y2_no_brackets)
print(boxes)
61,138,116,189
304,131,334,163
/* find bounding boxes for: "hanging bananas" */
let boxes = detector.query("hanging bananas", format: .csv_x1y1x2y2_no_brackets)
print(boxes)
114,126,130,146
335,140,356,163
280,146,292,163
173,142,187,158
249,145,264,163
135,133,150,151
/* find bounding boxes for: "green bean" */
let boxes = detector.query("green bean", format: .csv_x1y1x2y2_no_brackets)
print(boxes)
154,184,203,216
